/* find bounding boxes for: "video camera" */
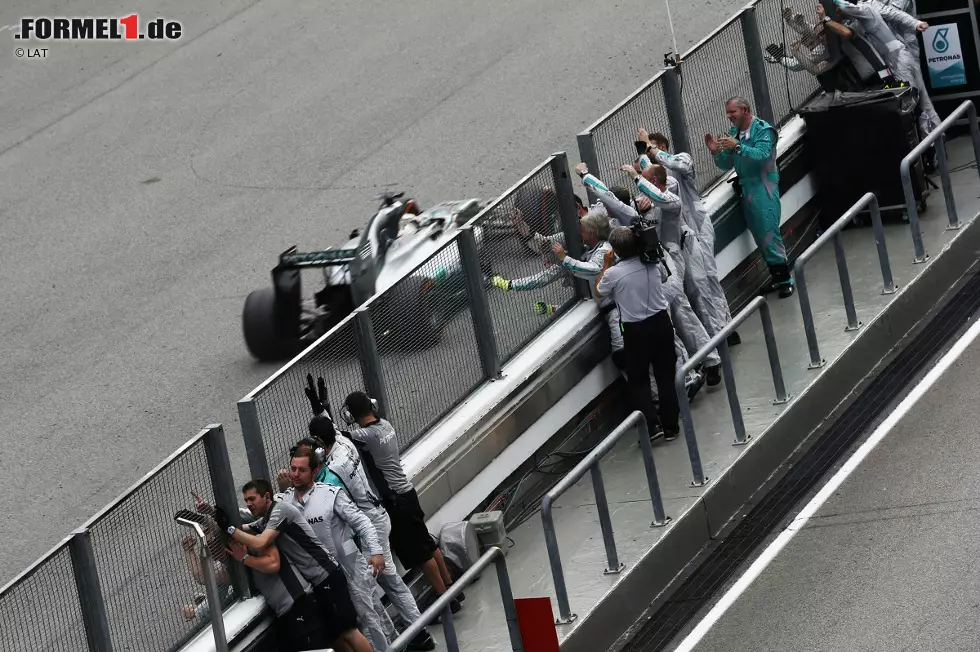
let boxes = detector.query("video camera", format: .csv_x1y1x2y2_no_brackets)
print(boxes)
629,215,669,269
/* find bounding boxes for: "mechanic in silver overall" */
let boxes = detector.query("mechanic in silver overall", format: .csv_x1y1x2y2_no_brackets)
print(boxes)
595,226,681,440
223,479,372,652
636,128,737,347
341,391,464,613
614,161,724,387
305,410,437,652
280,450,394,652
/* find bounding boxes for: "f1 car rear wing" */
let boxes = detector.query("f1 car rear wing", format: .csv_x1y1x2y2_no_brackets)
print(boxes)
275,245,359,269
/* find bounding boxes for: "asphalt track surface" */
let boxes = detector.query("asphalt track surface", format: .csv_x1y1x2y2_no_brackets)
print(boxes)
0,0,749,587
686,332,980,651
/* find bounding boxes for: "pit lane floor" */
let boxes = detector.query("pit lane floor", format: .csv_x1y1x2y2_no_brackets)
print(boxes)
416,137,980,652
0,0,748,584
679,305,980,652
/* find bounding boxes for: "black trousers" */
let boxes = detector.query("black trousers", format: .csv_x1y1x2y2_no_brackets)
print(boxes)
621,310,679,433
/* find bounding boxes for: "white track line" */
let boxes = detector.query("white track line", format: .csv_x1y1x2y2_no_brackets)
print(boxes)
673,315,980,652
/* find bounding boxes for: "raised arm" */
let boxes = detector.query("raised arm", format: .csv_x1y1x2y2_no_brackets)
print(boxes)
876,2,923,33
636,177,682,210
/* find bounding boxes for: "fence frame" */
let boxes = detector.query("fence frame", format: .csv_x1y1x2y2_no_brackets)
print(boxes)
794,193,897,369
675,296,789,487
385,547,524,652
901,100,980,262
540,410,669,624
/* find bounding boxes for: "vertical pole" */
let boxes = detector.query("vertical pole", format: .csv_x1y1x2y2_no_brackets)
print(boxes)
458,229,502,380
721,340,748,445
635,413,669,526
551,152,590,299
794,264,824,369
590,463,622,574
759,302,790,405
576,134,602,207
662,65,692,156
868,195,896,295
237,399,270,484
203,424,250,599
440,606,461,652
968,103,980,188
675,369,708,486
197,537,230,652
936,136,960,230
900,157,927,263
741,6,776,126
833,232,861,332
494,553,526,652
540,500,576,623
354,307,391,420
69,529,113,652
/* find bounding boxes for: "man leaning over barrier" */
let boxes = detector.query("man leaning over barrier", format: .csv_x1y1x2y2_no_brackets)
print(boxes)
635,128,738,348
222,479,371,652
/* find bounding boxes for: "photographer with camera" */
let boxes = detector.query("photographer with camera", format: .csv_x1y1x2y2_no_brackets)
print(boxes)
594,225,680,441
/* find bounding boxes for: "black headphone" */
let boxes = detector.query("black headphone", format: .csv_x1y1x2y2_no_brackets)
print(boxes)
291,437,328,466
340,396,380,425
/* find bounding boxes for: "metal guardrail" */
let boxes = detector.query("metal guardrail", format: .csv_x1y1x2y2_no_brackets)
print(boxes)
675,296,790,487
0,424,245,652
794,192,897,369
540,410,669,624
385,546,524,652
902,100,980,262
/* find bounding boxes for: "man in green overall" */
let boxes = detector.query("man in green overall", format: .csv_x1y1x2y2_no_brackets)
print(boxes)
705,96,794,298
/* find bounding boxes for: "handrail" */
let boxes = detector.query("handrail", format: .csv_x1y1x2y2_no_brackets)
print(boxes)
794,192,896,369
385,547,524,652
901,100,980,262
540,410,669,624
175,519,229,652
675,296,789,487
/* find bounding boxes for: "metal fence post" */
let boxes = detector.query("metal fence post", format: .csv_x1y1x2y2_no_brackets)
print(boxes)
635,414,669,527
238,398,271,482
589,463,623,574
69,529,113,652
759,301,790,405
720,340,749,445
541,498,576,624
936,135,960,230
458,228,502,380
494,554,526,652
900,161,928,263
741,6,776,126
868,195,897,295
203,424,251,599
551,151,590,299
833,232,861,332
676,368,709,486
794,265,825,369
662,63,692,156
576,134,602,207
354,307,391,420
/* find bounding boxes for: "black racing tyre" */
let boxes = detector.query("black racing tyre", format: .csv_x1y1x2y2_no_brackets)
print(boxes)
242,287,302,362
389,278,443,350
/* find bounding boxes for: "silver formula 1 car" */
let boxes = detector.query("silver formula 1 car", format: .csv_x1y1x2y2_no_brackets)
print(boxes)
242,191,501,362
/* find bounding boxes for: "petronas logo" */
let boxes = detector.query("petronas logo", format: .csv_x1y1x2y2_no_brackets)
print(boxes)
933,28,950,53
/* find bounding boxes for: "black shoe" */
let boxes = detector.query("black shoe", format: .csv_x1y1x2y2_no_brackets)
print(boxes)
686,371,705,402
407,630,436,651
778,283,795,299
650,422,665,442
450,597,462,614
663,428,679,442
455,590,465,603
705,365,722,387
727,331,741,347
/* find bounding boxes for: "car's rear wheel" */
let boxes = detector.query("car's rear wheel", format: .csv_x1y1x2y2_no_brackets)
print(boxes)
242,287,303,362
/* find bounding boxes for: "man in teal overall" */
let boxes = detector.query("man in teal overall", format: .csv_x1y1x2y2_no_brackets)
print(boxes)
705,96,794,298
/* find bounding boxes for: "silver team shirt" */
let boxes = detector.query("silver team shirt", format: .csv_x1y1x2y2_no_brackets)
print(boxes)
282,482,384,566
346,419,413,497
325,433,384,513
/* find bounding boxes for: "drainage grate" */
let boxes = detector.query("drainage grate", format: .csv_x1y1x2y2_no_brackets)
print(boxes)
623,269,980,652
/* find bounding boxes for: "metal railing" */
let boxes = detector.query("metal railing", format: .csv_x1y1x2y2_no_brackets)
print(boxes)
0,424,246,652
795,192,897,369
902,100,980,262
675,296,790,487
385,547,524,652
238,153,586,483
540,411,669,624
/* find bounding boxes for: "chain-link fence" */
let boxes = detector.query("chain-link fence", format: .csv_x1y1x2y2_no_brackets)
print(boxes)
247,313,363,481
240,155,584,476
755,0,823,126
1,425,243,652
366,238,486,450
0,538,89,652
584,73,673,192
474,159,580,364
